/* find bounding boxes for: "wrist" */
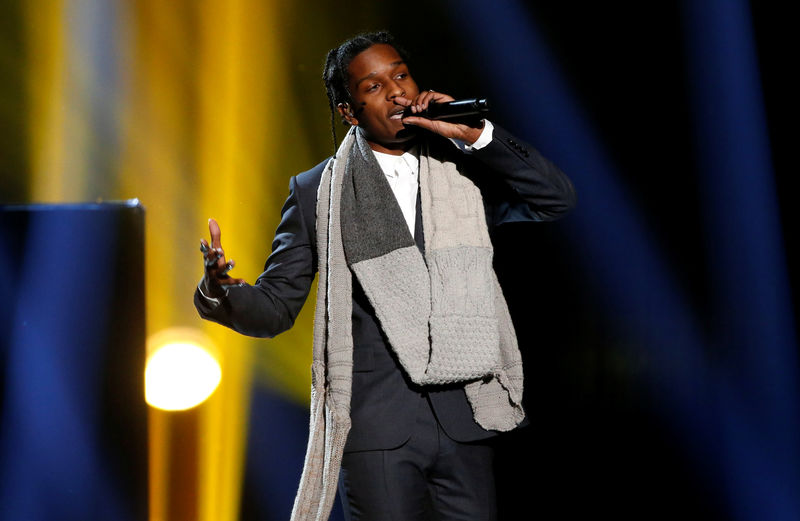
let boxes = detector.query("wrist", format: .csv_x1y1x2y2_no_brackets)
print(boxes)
460,123,485,146
201,275,227,299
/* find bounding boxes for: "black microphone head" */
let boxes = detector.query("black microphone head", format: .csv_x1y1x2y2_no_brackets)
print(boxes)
401,98,489,120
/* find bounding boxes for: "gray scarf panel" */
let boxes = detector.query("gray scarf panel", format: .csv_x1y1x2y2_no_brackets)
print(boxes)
343,128,505,385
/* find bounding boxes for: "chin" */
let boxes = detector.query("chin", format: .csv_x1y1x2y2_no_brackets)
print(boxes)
395,126,418,141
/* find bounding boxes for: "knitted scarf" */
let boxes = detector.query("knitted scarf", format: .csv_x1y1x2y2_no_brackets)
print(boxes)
290,126,525,520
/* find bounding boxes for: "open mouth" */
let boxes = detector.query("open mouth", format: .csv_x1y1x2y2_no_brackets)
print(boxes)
389,108,405,120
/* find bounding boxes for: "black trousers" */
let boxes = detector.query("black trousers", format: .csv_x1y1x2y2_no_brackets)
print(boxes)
338,396,497,521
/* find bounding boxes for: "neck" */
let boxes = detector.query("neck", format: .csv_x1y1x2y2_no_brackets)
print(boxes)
360,125,419,156
366,139,417,156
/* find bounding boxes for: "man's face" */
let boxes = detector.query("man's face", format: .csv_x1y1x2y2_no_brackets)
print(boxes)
339,43,420,154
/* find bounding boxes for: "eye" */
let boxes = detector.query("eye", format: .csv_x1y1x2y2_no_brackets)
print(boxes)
366,83,380,92
395,72,407,80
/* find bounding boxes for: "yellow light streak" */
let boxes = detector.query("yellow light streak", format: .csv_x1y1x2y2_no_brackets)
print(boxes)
22,1,389,519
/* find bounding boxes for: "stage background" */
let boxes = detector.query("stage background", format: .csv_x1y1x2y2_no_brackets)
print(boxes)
0,1,796,520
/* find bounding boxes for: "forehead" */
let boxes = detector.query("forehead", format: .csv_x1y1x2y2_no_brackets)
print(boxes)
348,44,405,83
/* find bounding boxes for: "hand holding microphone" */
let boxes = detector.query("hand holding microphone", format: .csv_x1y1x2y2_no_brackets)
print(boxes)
398,90,488,145
402,98,489,120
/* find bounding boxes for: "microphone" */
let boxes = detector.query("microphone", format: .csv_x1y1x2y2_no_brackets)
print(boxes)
403,98,490,120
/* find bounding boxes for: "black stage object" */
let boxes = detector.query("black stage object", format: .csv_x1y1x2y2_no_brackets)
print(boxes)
0,201,147,521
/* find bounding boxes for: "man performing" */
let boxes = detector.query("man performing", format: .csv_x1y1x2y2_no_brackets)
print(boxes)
195,32,575,521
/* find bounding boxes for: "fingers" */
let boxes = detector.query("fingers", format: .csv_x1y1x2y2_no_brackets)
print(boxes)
405,90,455,114
396,91,454,120
401,116,483,144
401,115,438,132
199,222,247,296
200,221,233,277
215,257,245,286
201,239,224,268
209,218,222,249
218,260,245,285
398,90,480,141
401,117,461,138
200,227,248,290
220,258,239,276
220,277,247,289
204,218,229,270
418,89,450,108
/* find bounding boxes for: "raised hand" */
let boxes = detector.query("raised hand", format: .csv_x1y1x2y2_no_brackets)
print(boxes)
199,218,247,298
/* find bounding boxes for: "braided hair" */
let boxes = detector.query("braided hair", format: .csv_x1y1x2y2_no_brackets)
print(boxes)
322,31,409,154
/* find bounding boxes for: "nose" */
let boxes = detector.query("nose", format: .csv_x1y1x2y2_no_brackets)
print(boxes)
387,80,405,100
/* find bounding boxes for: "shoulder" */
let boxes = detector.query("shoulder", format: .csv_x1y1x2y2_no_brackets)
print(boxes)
286,157,331,243
288,157,331,224
294,157,331,193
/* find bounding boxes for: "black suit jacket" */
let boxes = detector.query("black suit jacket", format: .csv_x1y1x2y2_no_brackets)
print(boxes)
195,124,575,452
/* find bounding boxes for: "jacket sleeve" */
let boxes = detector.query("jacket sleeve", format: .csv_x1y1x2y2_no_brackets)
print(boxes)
193,175,316,338
467,124,576,226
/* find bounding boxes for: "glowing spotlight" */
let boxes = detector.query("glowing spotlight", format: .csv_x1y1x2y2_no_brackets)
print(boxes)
145,328,221,411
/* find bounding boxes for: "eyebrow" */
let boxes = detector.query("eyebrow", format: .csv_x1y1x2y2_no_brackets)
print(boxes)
354,60,405,88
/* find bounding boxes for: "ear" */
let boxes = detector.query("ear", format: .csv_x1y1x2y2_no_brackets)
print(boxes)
337,102,358,126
